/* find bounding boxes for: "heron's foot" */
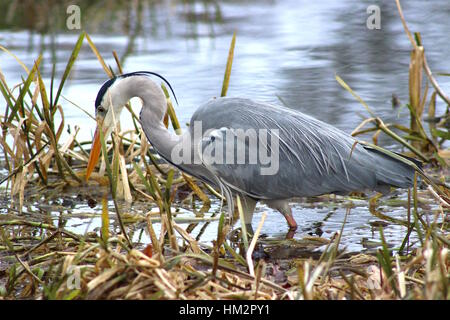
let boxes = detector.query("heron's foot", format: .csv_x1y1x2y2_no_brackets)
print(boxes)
266,199,297,233
286,228,296,239
282,213,298,230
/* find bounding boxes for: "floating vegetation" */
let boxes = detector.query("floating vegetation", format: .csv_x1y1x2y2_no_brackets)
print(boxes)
0,0,448,300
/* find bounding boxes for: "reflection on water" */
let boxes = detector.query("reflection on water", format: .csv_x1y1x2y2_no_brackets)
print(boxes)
0,0,448,252
0,179,442,254
1,0,449,137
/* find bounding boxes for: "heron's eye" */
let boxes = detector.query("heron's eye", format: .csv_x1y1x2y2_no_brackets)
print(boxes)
210,136,216,143
97,106,106,114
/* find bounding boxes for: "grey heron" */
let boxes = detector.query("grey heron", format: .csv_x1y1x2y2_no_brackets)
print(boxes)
86,71,419,234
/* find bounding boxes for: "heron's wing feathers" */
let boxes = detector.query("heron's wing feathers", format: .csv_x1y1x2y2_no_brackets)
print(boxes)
191,97,414,199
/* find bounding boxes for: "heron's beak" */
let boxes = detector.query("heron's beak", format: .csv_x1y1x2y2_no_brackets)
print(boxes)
86,118,111,181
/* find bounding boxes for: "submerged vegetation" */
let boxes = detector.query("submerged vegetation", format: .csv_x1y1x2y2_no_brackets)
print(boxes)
0,0,448,300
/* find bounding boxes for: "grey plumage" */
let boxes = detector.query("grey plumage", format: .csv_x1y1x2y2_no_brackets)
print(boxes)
91,73,418,233
191,97,416,199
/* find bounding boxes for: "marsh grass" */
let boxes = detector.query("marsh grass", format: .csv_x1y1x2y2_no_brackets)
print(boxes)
0,1,449,300
345,1,450,169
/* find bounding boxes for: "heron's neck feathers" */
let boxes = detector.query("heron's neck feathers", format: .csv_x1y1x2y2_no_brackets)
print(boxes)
120,76,183,162
118,75,167,121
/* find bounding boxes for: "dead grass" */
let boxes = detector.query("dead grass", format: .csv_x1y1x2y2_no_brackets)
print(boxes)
0,0,448,300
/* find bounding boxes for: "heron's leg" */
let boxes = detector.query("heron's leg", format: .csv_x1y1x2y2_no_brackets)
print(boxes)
239,195,257,234
265,200,297,233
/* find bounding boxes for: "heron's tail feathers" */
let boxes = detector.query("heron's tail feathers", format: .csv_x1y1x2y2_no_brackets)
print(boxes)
364,146,421,192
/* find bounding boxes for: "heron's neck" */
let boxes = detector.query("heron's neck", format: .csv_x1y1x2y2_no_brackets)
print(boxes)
125,77,183,162
141,115,185,163
121,77,219,186
124,76,167,122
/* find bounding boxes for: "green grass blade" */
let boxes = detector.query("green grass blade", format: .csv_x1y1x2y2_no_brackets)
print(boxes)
164,169,174,203
53,32,85,109
223,241,247,267
8,55,42,123
161,83,181,133
132,162,156,199
99,128,132,248
101,197,110,245
0,80,14,110
221,32,236,97
335,74,376,118
236,195,249,251
99,128,112,185
377,227,400,297
85,33,113,78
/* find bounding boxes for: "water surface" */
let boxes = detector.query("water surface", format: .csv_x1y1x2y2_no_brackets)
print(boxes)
0,0,448,253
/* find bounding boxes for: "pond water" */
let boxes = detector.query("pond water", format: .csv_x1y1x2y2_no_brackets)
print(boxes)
0,0,448,253
1,182,442,255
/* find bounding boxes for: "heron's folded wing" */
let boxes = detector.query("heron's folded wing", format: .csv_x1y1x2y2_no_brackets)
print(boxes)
191,97,381,199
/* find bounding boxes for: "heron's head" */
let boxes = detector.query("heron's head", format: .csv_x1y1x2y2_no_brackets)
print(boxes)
85,76,128,181
86,71,178,181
